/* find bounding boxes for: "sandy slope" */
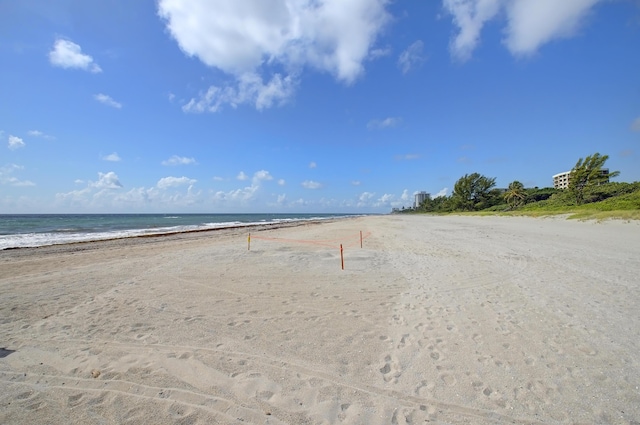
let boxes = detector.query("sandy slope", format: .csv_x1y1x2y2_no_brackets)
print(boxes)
1,215,639,424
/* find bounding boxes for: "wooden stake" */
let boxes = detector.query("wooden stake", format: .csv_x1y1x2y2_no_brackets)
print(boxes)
248,233,251,251
340,244,344,270
360,230,363,248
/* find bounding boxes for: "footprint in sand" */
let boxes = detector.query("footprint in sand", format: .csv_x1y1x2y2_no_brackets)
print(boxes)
379,355,402,383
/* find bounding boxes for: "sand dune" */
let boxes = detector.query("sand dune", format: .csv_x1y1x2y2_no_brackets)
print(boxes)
1,215,639,424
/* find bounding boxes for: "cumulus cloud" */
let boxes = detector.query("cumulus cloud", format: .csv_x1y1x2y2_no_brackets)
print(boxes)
367,117,401,130
88,172,122,189
162,155,196,166
0,164,35,187
158,0,391,111
213,170,275,204
253,170,273,182
214,170,274,204
398,40,426,74
102,152,121,162
443,0,603,60
357,192,376,207
631,116,640,132
504,0,601,55
157,176,197,189
214,186,260,203
94,93,122,108
434,187,449,197
443,0,501,61
302,180,322,189
49,39,102,73
8,135,25,150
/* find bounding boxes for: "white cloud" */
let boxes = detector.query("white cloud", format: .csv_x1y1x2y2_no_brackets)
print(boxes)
157,176,197,189
375,193,395,207
88,172,123,189
8,135,25,150
102,152,121,162
158,0,391,111
631,116,640,132
504,0,601,55
369,46,392,60
443,0,603,60
358,191,374,204
367,117,401,130
162,155,196,166
302,180,322,189
398,40,426,74
400,189,410,202
434,187,449,197
183,72,298,112
55,175,205,211
95,93,122,108
253,170,273,182
443,0,501,61
214,185,259,203
351,180,361,186
27,130,55,140
0,164,35,187
278,179,286,186
213,169,275,205
49,39,102,73
213,176,225,181
309,161,317,169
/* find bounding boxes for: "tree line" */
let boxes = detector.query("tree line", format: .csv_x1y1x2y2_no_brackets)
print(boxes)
404,152,634,213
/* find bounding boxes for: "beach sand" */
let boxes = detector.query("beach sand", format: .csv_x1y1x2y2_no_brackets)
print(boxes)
1,215,639,424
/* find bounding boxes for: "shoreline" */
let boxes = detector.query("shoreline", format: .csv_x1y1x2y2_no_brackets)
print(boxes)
0,216,352,256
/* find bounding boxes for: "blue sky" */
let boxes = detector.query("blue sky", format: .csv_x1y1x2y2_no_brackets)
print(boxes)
1,0,639,213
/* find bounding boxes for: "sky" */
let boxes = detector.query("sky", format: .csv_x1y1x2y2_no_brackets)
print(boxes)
1,0,639,214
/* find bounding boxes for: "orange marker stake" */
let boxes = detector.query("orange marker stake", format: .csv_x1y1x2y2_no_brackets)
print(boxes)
248,233,251,251
340,244,344,270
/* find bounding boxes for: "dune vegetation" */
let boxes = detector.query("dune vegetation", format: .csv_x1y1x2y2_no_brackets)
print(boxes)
402,153,640,220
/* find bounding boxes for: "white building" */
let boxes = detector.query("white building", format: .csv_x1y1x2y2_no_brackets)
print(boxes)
553,171,571,189
553,169,610,189
414,191,430,208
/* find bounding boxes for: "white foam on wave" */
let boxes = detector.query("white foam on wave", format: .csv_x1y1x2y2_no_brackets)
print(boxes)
0,215,360,250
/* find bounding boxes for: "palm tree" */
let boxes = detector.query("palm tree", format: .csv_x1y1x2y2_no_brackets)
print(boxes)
503,180,526,209
569,153,620,205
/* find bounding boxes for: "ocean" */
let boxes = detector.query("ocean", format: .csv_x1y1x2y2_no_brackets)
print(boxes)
0,213,358,250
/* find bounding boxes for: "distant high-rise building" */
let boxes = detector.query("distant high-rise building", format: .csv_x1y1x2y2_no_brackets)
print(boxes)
414,191,430,208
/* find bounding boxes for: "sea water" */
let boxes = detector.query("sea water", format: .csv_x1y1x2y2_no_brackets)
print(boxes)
0,213,356,250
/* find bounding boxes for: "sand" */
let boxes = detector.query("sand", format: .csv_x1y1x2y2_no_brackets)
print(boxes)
1,215,639,424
